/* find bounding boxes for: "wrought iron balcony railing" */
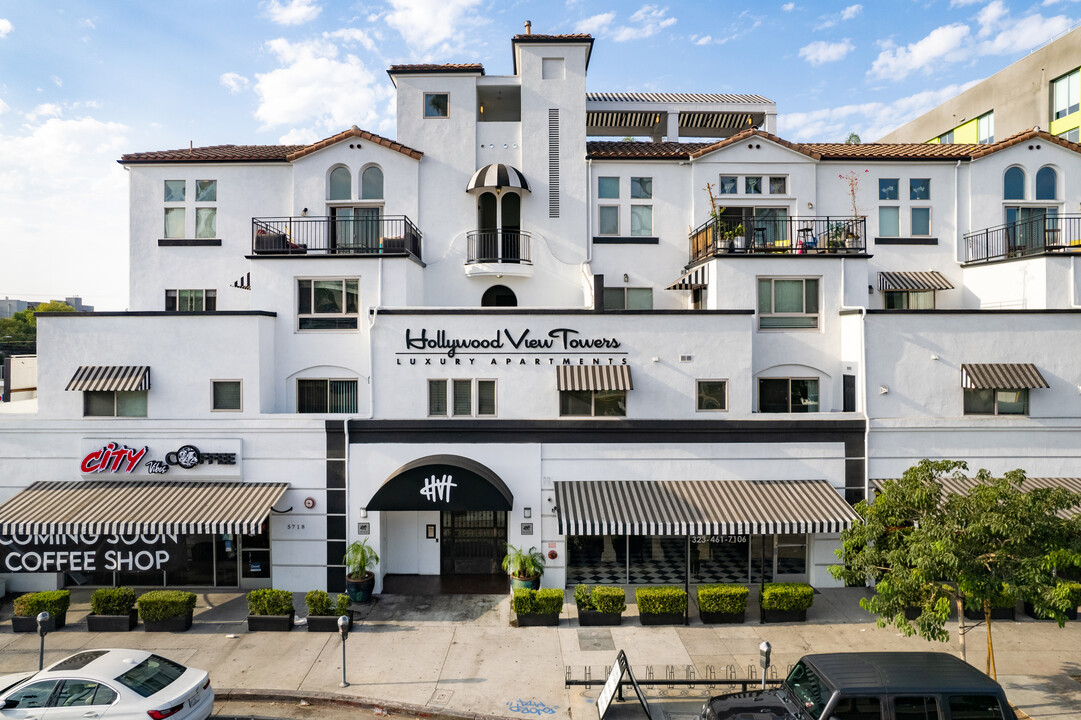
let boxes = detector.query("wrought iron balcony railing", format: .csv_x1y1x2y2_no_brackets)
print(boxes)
689,216,866,262
466,229,532,264
963,214,1081,264
252,216,422,260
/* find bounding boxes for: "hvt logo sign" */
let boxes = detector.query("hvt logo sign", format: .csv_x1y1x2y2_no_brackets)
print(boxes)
420,474,457,503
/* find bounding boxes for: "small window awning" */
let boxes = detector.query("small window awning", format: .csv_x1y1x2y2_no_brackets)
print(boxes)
556,365,633,392
0,480,288,535
66,366,151,392
555,479,858,536
961,363,1048,389
878,271,954,291
466,163,530,193
665,264,708,291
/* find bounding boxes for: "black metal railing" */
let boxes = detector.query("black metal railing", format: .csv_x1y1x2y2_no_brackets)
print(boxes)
251,216,422,260
690,216,866,262
963,214,1081,263
466,229,532,264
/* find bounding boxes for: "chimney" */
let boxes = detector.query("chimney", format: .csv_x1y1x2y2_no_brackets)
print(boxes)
524,20,531,35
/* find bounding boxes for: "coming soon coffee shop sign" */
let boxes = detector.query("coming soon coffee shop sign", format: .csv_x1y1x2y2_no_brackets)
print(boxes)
396,327,629,365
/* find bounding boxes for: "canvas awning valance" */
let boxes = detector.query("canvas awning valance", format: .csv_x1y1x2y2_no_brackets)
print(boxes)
665,264,708,291
961,363,1048,389
366,455,513,511
466,164,530,193
66,366,150,392
878,271,954,291
556,365,633,392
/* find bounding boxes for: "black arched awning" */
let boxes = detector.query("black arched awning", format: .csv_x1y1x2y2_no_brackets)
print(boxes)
366,455,513,511
466,164,530,193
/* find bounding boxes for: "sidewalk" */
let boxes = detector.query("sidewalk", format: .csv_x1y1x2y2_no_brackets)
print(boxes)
1,588,1079,720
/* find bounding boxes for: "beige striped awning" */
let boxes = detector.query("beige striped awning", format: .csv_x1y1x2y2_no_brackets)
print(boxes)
961,363,1049,389
665,264,708,290
554,479,858,536
66,366,151,392
878,271,954,291
556,364,633,392
0,480,288,535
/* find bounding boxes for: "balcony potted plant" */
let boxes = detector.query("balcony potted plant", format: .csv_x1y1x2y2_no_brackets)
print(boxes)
512,588,564,627
344,538,379,603
635,586,687,625
138,590,197,632
696,584,749,624
247,588,295,632
1024,581,1081,621
86,587,138,632
502,543,544,591
760,582,814,623
305,590,353,632
574,584,626,626
12,590,70,633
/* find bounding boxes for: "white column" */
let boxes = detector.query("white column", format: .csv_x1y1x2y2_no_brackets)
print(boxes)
666,111,680,142
764,111,777,134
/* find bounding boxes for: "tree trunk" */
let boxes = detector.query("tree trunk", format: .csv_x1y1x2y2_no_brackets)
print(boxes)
955,595,966,662
984,600,996,680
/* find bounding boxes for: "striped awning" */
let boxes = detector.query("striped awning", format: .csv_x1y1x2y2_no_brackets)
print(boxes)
466,164,530,193
556,365,633,392
961,363,1049,389
878,271,954,291
665,264,708,290
555,479,858,535
874,476,1081,519
0,480,288,535
66,366,150,392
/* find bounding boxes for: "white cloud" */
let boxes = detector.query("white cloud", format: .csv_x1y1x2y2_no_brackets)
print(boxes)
385,0,482,53
815,4,862,30
264,0,322,26
0,18,11,38
782,3,795,11
220,72,250,94
612,5,677,42
51,75,63,88
0,98,9,116
24,103,63,122
949,0,983,5
799,39,855,65
78,18,96,29
868,23,970,80
974,11,1074,54
694,34,712,45
976,0,1008,37
840,4,862,20
574,12,616,34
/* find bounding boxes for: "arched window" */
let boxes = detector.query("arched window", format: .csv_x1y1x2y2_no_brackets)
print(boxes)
361,166,383,200
477,192,497,230
329,167,351,201
1003,167,1025,200
482,285,517,307
1035,166,1057,200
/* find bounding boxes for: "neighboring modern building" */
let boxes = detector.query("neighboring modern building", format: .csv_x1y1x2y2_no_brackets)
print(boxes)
2,32,1081,598
879,24,1081,145
0,298,30,319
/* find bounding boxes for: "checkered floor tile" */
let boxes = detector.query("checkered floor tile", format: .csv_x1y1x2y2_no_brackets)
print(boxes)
567,539,782,585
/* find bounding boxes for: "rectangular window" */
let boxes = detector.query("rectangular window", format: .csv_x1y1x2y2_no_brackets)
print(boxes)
719,176,737,194
939,129,955,144
884,290,935,309
603,287,652,310
212,380,242,411
757,277,819,329
744,176,762,194
452,379,472,416
428,379,496,417
424,92,449,118
297,278,359,330
630,205,652,236
977,112,994,144
559,389,626,417
84,390,148,417
598,177,619,199
195,208,216,238
165,289,216,312
879,178,899,200
541,57,565,80
911,207,931,236
196,180,217,202
630,177,652,199
759,378,819,413
477,380,496,416
879,206,899,237
909,178,930,200
1052,69,1080,120
1060,127,1080,143
598,206,619,235
297,379,358,413
894,696,941,720
769,176,787,194
696,380,728,411
428,379,448,416
164,180,185,202
963,388,1029,416
947,695,1007,720
164,207,185,238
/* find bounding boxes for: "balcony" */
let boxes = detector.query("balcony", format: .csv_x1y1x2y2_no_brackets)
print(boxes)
689,216,866,263
252,216,422,261
465,229,533,277
963,214,1081,264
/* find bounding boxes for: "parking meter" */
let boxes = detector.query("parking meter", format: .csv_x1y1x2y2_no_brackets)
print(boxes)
759,641,772,690
337,614,350,640
37,612,50,670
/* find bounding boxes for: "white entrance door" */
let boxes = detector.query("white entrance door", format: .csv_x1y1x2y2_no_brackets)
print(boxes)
387,511,420,573
417,510,441,574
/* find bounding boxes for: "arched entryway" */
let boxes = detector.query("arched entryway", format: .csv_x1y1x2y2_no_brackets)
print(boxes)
482,285,517,307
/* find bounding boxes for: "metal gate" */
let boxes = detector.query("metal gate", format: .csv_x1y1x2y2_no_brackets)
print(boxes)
441,510,507,574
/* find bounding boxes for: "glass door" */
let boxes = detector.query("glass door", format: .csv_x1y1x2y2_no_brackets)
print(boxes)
775,534,809,582
214,533,238,586
749,534,774,583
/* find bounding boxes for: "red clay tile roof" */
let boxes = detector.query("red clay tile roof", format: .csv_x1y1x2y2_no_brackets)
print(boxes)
286,127,422,161
969,127,1081,158
511,33,593,41
387,63,485,75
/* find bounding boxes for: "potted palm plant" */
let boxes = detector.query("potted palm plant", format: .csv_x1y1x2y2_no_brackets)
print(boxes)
12,591,70,633
344,538,379,603
86,587,138,632
502,543,544,590
305,590,353,632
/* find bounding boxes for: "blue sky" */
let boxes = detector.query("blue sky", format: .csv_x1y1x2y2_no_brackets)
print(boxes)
0,0,1077,309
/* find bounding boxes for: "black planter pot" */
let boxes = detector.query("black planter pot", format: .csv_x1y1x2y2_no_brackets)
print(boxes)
963,606,1015,621
699,609,745,624
345,574,375,603
87,610,138,632
247,612,295,632
1023,602,1078,621
12,611,67,633
143,610,193,632
578,608,622,626
904,607,922,621
516,612,559,627
307,615,352,632
639,611,685,626
761,608,807,623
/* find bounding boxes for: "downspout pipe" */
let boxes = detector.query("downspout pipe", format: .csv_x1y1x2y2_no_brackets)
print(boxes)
839,258,870,504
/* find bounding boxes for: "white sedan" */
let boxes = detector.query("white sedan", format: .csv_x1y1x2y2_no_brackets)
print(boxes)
0,649,212,720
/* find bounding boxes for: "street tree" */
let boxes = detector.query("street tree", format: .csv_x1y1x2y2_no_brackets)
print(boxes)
832,459,1081,678
0,302,74,360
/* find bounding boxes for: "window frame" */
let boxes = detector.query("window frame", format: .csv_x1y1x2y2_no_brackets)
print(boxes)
211,380,243,412
757,277,820,330
758,377,820,413
718,176,738,194
195,207,217,239
195,179,217,202
83,390,148,418
977,112,994,144
165,289,216,312
630,204,653,236
963,387,1030,416
424,92,450,118
597,205,620,235
1051,68,1080,121
884,289,935,309
744,176,762,195
296,378,359,414
910,206,931,236
164,207,186,239
878,178,899,201
597,176,620,199
558,389,627,418
630,176,652,199
297,278,359,331
361,165,384,201
768,176,787,194
163,180,186,202
427,378,497,417
602,287,653,311
696,379,728,412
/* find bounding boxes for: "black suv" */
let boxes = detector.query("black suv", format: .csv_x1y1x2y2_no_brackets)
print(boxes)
702,652,1015,720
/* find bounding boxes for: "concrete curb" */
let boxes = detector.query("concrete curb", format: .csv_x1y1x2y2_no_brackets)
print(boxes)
217,688,519,720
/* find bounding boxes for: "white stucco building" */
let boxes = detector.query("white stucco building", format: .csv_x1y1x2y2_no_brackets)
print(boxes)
2,32,1081,597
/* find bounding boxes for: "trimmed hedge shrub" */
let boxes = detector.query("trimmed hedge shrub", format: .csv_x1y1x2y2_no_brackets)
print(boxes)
305,590,351,616
247,589,294,615
90,587,136,616
574,585,627,614
635,586,687,615
760,583,814,611
512,588,565,615
1066,582,1081,605
137,591,197,622
697,584,749,614
13,590,71,618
